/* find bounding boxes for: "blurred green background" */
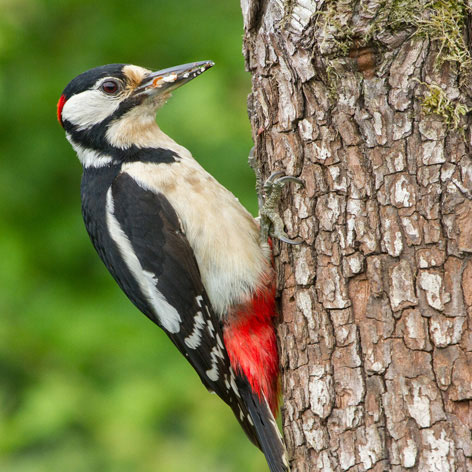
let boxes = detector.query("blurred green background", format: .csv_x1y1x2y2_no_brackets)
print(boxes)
0,1,263,471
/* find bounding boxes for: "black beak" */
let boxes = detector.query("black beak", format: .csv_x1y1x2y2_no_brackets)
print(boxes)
135,60,214,96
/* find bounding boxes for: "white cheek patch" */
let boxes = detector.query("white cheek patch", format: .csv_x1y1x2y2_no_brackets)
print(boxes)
61,89,121,130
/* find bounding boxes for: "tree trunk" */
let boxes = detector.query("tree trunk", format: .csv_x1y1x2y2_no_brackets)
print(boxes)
241,1,472,471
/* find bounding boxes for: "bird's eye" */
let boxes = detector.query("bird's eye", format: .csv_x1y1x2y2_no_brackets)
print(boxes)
101,80,120,94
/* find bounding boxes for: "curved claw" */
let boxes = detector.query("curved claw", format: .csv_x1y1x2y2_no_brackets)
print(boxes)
277,234,304,245
265,170,285,185
275,175,305,187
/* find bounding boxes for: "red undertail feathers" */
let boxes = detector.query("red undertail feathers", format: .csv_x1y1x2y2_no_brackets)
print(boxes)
223,278,280,414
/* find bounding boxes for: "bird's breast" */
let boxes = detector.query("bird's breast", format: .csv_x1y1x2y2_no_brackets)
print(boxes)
121,157,270,317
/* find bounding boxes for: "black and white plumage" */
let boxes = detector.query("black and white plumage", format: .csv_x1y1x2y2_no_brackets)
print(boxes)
83,162,254,440
58,62,289,472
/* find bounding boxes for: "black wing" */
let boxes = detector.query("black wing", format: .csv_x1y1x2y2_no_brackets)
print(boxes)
104,172,263,444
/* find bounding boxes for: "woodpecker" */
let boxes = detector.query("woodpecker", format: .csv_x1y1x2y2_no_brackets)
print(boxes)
58,61,291,472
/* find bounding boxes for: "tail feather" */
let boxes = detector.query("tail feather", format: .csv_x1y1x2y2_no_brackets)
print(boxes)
238,380,290,472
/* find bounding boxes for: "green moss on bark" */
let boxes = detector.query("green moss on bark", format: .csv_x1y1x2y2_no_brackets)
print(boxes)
391,0,471,73
415,80,470,129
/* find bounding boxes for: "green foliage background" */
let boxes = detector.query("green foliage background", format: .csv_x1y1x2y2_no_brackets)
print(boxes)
0,1,263,470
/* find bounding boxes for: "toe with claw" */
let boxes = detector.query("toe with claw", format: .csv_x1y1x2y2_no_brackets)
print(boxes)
259,171,304,245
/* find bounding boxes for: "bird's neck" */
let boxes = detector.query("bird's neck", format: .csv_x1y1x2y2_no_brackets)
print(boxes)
67,136,117,169
105,108,175,150
68,110,195,169
105,110,194,161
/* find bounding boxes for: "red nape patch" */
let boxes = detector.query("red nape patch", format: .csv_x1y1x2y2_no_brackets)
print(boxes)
223,282,280,415
56,94,66,126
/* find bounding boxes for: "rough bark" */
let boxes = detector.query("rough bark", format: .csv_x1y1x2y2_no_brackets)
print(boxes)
241,1,472,471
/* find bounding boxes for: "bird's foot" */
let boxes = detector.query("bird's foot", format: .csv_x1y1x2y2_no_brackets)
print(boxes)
259,171,304,245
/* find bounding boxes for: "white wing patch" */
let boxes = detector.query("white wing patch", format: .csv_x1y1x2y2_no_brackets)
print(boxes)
206,318,215,336
229,370,241,398
106,189,182,333
206,344,225,381
184,311,205,349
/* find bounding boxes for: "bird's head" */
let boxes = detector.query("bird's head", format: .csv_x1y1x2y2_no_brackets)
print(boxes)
57,61,214,161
